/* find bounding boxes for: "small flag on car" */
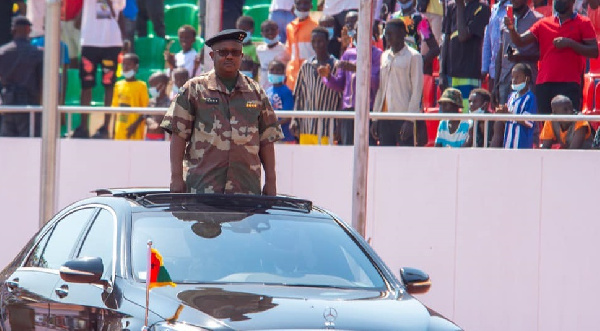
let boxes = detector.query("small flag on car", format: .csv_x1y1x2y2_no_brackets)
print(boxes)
148,248,176,289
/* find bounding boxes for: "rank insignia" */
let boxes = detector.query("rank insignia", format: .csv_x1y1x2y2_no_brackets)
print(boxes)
246,101,261,108
205,97,219,104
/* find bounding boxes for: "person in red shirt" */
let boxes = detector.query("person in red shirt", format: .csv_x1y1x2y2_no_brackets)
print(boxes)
506,0,598,114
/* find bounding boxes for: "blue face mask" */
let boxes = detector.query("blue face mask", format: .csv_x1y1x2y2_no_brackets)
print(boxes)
268,73,285,84
243,31,252,43
326,27,335,40
263,35,280,45
241,70,254,78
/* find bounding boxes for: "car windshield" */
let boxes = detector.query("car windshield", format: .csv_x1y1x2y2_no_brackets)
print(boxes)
131,210,386,289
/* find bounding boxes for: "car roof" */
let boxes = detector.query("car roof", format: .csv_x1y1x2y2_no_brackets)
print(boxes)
88,188,330,218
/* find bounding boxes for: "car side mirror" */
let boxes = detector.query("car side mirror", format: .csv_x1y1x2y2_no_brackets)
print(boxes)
60,257,104,284
400,267,431,295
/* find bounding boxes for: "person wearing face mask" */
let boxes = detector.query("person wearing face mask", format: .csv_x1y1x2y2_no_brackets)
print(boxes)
257,20,288,91
318,15,342,58
323,0,359,53
284,0,318,90
269,0,296,44
493,63,537,149
112,53,149,140
236,16,260,78
265,60,297,143
145,72,170,141
170,67,190,99
507,0,598,115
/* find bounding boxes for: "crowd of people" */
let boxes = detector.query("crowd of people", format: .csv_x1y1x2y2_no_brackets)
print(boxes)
1,0,600,149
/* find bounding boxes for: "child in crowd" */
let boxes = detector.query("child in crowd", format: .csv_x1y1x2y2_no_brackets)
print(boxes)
112,53,149,140
540,95,593,149
236,16,260,78
256,20,287,90
318,15,341,58
434,88,472,147
146,72,171,141
165,25,198,78
468,88,494,147
170,67,190,99
265,60,296,143
493,63,537,149
240,55,257,80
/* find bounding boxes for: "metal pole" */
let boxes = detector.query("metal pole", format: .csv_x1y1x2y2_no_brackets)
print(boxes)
352,0,373,237
203,0,222,72
39,0,61,227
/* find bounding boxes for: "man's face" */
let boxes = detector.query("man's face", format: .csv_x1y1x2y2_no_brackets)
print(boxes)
384,24,405,48
311,32,328,54
551,102,573,115
210,40,243,77
510,0,527,10
468,93,486,112
12,25,30,38
294,0,312,12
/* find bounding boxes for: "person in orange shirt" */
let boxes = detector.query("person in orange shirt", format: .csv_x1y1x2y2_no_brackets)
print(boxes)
540,95,593,149
284,0,317,90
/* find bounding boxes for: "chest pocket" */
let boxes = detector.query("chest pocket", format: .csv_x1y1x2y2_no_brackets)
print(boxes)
391,54,410,70
195,97,223,133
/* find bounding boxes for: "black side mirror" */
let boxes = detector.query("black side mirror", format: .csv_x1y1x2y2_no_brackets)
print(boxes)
60,257,104,284
400,267,431,295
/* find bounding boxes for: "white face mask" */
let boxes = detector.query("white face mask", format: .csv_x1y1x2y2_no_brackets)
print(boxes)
512,81,527,92
294,9,310,19
149,87,159,98
172,85,180,95
122,70,135,79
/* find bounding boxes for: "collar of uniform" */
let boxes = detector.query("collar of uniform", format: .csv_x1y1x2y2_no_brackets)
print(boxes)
206,69,253,94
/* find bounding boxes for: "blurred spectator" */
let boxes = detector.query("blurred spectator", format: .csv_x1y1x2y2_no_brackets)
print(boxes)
146,71,170,141
136,0,165,38
269,0,295,43
121,0,138,50
339,11,357,59
468,88,494,147
74,0,125,139
31,29,71,106
0,1,25,47
540,95,593,149
292,27,341,145
507,0,598,114
257,20,288,91
319,15,342,58
435,88,472,147
236,16,260,77
112,53,149,140
285,0,318,90
165,25,198,78
587,0,600,42
440,0,490,112
533,0,553,17
421,0,443,49
61,0,83,68
323,0,359,53
0,16,43,137
319,15,382,146
170,67,189,99
493,63,536,149
266,60,296,143
481,0,508,105
26,0,45,38
372,19,425,146
240,55,257,80
496,0,541,105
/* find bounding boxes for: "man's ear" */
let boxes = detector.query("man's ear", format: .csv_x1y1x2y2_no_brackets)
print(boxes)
209,51,214,61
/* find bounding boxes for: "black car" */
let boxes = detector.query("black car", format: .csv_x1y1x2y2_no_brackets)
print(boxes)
0,189,461,330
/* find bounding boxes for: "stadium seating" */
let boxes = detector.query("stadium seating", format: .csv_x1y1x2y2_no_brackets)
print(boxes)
164,4,199,38
65,69,81,106
164,0,197,6
134,37,168,69
244,0,272,6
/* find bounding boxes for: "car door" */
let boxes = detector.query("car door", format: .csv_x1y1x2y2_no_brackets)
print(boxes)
1,207,96,330
48,207,125,330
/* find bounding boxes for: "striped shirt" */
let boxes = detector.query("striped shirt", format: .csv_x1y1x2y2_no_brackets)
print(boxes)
435,120,472,147
504,90,537,149
293,55,342,136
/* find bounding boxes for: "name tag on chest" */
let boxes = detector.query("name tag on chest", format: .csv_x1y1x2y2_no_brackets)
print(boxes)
205,97,219,105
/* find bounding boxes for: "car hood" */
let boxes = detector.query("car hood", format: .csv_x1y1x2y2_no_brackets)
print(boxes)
147,284,461,330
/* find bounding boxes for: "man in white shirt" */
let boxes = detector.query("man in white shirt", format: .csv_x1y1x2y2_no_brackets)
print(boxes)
372,18,425,146
73,0,124,138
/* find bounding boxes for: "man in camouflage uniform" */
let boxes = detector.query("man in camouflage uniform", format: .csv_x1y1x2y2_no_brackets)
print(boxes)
161,29,284,195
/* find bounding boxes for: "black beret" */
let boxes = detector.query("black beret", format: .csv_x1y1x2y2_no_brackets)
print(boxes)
11,16,32,29
205,29,247,48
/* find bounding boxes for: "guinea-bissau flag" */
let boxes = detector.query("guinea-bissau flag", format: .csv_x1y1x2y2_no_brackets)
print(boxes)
149,248,176,289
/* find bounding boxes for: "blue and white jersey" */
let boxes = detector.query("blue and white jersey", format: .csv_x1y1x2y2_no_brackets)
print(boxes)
435,120,472,147
504,90,537,149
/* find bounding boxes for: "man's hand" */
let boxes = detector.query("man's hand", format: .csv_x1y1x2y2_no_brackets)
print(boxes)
553,37,574,49
337,60,356,72
317,63,331,77
164,51,176,68
170,177,186,193
262,180,276,196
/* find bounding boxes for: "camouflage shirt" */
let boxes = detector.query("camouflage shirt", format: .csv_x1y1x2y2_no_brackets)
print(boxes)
161,70,284,195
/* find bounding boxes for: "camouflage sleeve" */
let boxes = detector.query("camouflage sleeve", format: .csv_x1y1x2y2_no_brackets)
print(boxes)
160,82,196,140
258,87,284,144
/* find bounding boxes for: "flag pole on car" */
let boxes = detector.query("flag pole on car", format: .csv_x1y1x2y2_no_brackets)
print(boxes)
144,240,152,329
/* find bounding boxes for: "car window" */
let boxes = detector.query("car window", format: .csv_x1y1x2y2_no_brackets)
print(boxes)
77,208,115,279
26,208,95,269
132,212,386,289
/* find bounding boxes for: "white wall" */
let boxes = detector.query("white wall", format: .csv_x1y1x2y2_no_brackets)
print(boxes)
1,139,599,330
